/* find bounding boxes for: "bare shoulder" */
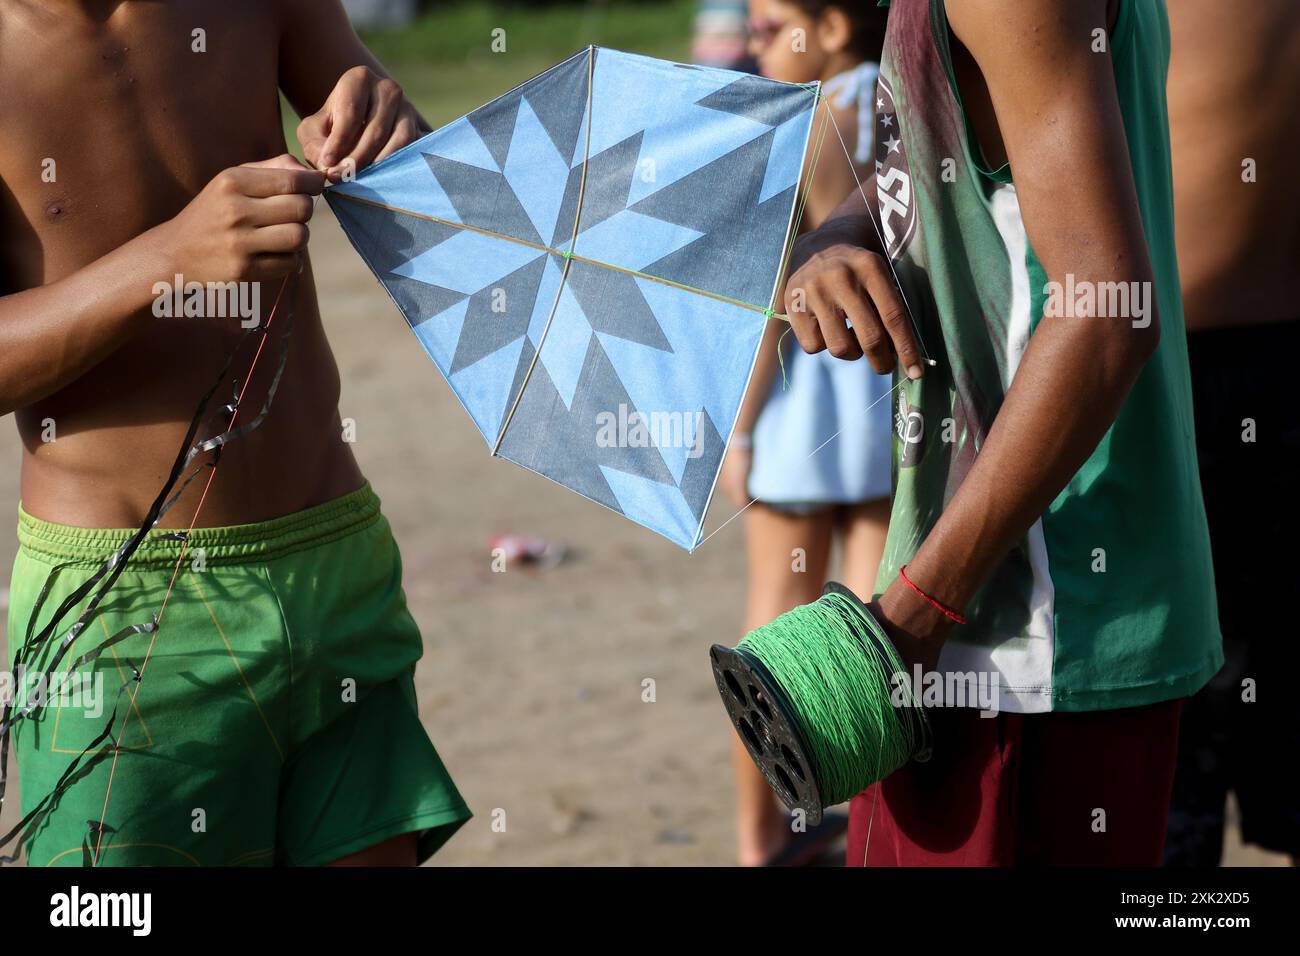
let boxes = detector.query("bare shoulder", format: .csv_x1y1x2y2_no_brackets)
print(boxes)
944,0,1109,62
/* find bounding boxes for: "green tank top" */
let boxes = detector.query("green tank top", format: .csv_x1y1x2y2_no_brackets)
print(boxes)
874,0,1221,711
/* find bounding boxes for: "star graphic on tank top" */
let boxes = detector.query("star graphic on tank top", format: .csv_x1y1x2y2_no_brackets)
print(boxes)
885,135,901,154
880,113,894,128
877,97,884,109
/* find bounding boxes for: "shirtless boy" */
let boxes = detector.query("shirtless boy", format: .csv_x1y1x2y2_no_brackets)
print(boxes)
1163,0,1300,865
0,0,469,866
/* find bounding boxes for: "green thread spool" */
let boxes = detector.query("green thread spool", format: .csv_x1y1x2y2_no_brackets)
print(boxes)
709,582,931,824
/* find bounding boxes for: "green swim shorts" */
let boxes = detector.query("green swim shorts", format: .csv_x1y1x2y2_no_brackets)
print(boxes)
5,485,470,866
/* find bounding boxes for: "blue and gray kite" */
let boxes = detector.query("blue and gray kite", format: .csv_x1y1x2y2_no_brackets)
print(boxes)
327,47,818,550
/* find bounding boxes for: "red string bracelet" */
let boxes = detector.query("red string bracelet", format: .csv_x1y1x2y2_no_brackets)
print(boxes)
898,565,967,625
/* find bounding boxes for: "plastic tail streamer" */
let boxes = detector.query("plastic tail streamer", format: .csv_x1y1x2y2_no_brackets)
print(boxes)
0,273,298,865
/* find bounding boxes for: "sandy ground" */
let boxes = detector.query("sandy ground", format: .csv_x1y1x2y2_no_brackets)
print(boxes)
0,206,1286,867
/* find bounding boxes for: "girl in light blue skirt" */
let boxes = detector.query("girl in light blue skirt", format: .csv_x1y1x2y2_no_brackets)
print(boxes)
720,0,892,867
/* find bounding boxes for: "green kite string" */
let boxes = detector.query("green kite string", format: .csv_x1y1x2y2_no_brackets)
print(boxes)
776,324,795,390
736,591,926,807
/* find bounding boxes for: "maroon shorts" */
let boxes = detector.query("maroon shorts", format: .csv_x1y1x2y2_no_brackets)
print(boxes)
846,699,1183,866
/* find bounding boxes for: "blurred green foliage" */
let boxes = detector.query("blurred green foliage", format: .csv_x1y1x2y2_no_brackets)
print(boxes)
285,0,695,144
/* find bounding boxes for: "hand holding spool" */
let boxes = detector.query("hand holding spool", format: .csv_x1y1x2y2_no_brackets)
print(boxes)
710,582,945,825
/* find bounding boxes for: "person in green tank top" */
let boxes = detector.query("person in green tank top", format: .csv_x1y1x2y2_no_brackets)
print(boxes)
780,0,1221,865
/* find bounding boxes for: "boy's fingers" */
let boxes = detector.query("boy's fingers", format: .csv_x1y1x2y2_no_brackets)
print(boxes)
810,287,864,360
785,279,826,354
834,277,896,373
856,255,922,378
318,75,371,169
246,193,316,227
337,80,401,175
248,253,303,282
230,166,325,198
297,114,330,168
375,115,424,163
241,154,310,172
251,222,310,255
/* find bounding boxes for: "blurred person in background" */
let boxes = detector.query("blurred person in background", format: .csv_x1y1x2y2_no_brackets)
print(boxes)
1163,0,1300,867
719,0,890,867
692,0,756,71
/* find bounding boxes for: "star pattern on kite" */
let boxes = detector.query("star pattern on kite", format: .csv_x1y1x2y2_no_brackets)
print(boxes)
327,47,818,549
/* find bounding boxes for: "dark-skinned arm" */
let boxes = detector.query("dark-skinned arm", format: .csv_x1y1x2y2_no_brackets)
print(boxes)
0,220,168,416
0,158,321,416
789,0,1161,665
883,0,1160,664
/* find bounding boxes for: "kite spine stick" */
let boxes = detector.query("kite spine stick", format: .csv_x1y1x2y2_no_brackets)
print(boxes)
768,82,825,321
492,45,597,457
326,199,802,321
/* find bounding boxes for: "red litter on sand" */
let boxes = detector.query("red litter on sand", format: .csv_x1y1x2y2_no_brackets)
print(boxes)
488,534,568,569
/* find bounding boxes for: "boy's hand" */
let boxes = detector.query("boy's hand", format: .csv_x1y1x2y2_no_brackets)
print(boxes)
870,582,953,676
297,66,427,182
156,155,323,284
783,224,924,379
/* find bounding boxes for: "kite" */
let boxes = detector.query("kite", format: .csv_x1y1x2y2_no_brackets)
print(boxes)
327,46,820,550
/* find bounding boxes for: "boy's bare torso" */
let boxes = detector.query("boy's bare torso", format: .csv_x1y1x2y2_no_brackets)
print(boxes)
0,0,362,528
1168,0,1300,330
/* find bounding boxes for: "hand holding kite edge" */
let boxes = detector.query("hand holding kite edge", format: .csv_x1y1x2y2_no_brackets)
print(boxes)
298,66,428,183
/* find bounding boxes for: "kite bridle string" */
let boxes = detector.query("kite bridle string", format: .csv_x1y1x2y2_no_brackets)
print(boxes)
767,95,932,366
820,98,934,365
491,45,597,456
702,94,925,554
90,272,293,865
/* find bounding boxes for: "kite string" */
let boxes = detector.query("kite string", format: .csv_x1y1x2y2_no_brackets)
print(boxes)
697,374,903,552
90,272,293,865
735,591,925,806
820,100,934,365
